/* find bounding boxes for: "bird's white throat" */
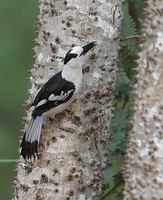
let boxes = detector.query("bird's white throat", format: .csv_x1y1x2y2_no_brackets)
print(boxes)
62,57,83,83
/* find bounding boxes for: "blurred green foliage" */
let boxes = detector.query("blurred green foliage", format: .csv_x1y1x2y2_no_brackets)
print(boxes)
0,0,38,199
101,1,146,199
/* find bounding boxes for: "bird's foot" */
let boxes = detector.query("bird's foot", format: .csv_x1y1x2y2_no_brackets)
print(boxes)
49,117,76,133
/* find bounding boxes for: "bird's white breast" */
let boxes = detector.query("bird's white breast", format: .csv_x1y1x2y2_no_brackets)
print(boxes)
62,61,83,96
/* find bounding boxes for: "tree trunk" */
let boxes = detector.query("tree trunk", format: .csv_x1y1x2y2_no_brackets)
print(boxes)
124,0,163,199
14,0,122,199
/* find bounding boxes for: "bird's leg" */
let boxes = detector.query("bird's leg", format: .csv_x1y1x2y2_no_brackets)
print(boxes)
49,117,76,133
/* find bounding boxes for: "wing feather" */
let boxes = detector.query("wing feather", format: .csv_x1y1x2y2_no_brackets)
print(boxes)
31,71,75,118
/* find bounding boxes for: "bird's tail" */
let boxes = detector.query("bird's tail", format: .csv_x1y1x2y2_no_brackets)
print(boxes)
20,115,44,159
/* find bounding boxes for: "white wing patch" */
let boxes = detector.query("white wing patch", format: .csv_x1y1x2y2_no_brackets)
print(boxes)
36,99,47,107
48,91,64,101
48,93,58,101
34,90,74,108
62,90,74,100
48,90,74,102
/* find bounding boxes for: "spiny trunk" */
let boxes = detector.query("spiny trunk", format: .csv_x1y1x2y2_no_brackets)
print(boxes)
14,0,122,199
124,0,163,199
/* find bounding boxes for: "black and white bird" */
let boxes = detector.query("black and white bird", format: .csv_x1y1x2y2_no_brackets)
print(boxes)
20,42,96,159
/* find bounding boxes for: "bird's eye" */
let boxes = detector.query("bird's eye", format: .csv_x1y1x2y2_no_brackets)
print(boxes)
64,52,77,64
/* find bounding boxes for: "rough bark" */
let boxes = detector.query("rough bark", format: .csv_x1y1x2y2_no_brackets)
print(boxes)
124,0,163,199
14,0,122,199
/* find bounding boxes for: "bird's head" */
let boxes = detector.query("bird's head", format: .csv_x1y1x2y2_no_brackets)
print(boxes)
64,42,96,65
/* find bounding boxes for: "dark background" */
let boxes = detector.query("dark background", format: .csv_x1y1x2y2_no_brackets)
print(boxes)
0,1,38,199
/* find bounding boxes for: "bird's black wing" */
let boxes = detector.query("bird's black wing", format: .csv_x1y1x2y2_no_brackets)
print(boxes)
31,71,75,118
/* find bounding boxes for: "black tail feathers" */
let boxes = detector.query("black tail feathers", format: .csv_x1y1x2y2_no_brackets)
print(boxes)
20,134,38,159
20,116,43,160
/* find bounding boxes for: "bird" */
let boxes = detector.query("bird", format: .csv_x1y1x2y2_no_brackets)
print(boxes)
20,42,96,159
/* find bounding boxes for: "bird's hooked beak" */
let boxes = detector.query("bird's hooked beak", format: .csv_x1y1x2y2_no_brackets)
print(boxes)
81,42,96,56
